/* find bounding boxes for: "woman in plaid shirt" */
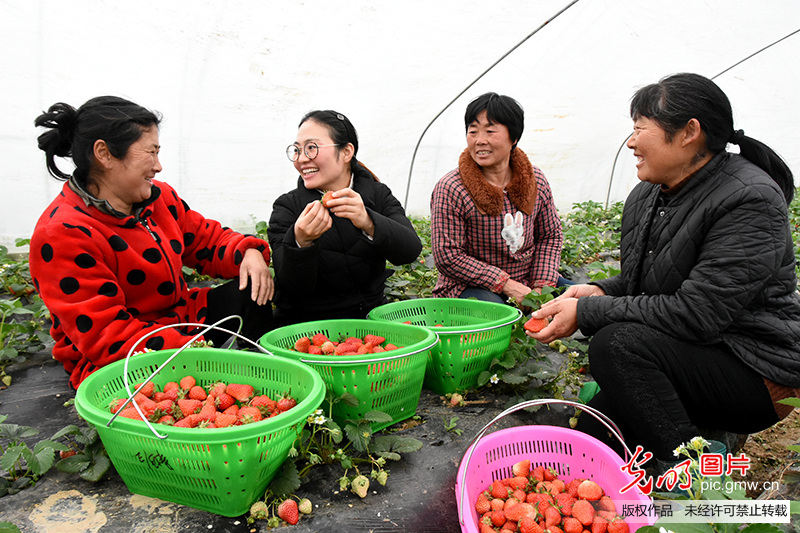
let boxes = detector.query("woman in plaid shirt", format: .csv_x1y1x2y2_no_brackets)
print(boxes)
430,92,564,303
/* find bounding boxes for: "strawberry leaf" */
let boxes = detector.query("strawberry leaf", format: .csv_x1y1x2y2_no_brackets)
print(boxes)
0,520,23,533
372,435,423,455
55,453,92,474
345,421,373,454
269,459,300,497
338,392,360,407
79,454,111,482
363,411,392,424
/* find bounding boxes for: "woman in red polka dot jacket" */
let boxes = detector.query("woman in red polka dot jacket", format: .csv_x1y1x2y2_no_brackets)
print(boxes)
30,96,274,389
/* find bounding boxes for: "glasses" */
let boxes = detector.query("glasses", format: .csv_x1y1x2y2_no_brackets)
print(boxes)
286,142,339,162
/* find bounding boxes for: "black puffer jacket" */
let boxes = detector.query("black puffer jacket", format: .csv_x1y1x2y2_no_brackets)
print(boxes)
578,152,800,387
268,170,421,325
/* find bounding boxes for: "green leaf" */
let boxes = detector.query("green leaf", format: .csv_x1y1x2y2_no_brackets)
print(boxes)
0,521,22,533
376,451,402,461
55,454,91,473
268,459,300,497
325,419,343,445
791,500,800,515
0,423,39,440
653,520,715,533
51,425,82,441
344,421,372,454
476,370,491,387
29,442,58,476
79,454,111,482
338,392,360,407
363,411,393,424
372,435,424,455
777,397,800,407
0,444,25,472
738,525,784,533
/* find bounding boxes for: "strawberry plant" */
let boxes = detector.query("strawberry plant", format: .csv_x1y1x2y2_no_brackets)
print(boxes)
0,414,66,496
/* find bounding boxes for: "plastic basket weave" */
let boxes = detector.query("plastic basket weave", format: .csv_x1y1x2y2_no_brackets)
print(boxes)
75,344,325,517
259,319,437,431
455,400,655,532
367,298,522,395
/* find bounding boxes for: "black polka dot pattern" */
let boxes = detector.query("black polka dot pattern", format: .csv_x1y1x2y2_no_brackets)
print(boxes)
184,232,195,247
99,282,118,297
75,253,96,269
234,250,243,265
60,277,79,294
143,248,162,263
157,282,175,295
109,236,128,251
170,240,182,254
127,270,146,285
75,315,92,333
41,244,53,262
108,341,124,355
145,336,165,351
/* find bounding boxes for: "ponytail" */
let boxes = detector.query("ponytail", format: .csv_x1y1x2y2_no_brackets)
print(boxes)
34,102,78,181
729,130,795,204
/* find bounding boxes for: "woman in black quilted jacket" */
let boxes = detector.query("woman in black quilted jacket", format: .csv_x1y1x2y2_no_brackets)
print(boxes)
267,110,421,327
528,73,800,465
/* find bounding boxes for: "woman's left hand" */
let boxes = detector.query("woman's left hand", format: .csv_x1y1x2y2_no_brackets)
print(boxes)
239,248,274,305
525,297,579,344
326,188,375,237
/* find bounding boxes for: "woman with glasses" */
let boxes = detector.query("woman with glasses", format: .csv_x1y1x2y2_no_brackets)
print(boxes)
267,110,421,327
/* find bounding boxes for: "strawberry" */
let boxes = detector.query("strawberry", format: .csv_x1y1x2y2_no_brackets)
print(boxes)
507,476,529,491
238,405,263,424
501,522,516,533
277,393,297,413
164,381,180,393
597,496,616,513
591,516,609,533
118,407,144,421
479,522,496,533
215,392,236,411
133,395,157,417
320,341,335,355
527,492,553,514
597,511,617,522
491,498,505,512
135,381,155,398
177,398,202,418
109,398,127,414
164,388,180,402
320,190,336,208
565,477,583,498
188,385,207,401
543,467,558,482
298,498,313,515
519,516,543,533
555,493,575,516
196,402,217,423
311,333,329,346
153,392,168,402
214,413,238,428
544,505,562,528
512,459,531,478
335,342,356,355
207,381,227,397
476,493,492,514
384,343,399,350
562,517,583,533
372,345,385,353
524,315,549,333
308,345,323,355
157,414,175,425
223,405,239,416
607,518,629,533
577,480,603,501
364,334,385,345
60,449,78,459
571,499,595,526
154,399,175,413
531,465,545,483
294,336,311,353
505,502,536,522
174,415,197,428
491,509,506,527
512,489,526,503
250,395,276,416
179,375,196,391
504,497,521,512
490,480,510,500
226,383,254,403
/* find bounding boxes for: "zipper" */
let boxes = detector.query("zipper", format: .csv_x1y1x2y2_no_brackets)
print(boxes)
138,216,179,305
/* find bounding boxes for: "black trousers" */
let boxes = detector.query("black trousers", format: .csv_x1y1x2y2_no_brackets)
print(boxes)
204,280,274,349
575,322,777,461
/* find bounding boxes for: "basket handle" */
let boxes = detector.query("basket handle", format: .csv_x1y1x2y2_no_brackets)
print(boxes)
457,398,634,527
108,316,273,439
299,334,439,365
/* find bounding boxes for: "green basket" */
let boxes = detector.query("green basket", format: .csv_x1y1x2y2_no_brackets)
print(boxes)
259,319,437,432
75,346,325,517
367,298,522,395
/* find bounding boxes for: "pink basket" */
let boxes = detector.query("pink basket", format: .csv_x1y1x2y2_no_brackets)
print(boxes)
455,400,656,532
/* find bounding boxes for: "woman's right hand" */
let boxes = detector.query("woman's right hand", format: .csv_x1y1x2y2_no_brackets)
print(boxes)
294,200,332,247
549,283,606,302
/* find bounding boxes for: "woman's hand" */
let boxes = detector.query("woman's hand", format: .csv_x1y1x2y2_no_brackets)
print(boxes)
502,278,536,303
325,188,375,236
294,200,333,247
525,284,605,343
239,248,274,305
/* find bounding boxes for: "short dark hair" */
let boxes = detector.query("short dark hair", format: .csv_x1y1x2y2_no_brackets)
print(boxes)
35,96,161,187
631,73,794,203
464,92,524,147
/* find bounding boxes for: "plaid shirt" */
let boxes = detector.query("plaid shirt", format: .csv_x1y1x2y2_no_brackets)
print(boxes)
430,165,563,298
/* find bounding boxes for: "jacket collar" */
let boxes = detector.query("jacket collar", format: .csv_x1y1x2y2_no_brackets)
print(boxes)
457,147,537,216
69,176,161,219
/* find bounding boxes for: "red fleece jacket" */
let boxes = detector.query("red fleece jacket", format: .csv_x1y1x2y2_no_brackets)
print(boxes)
29,179,270,389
